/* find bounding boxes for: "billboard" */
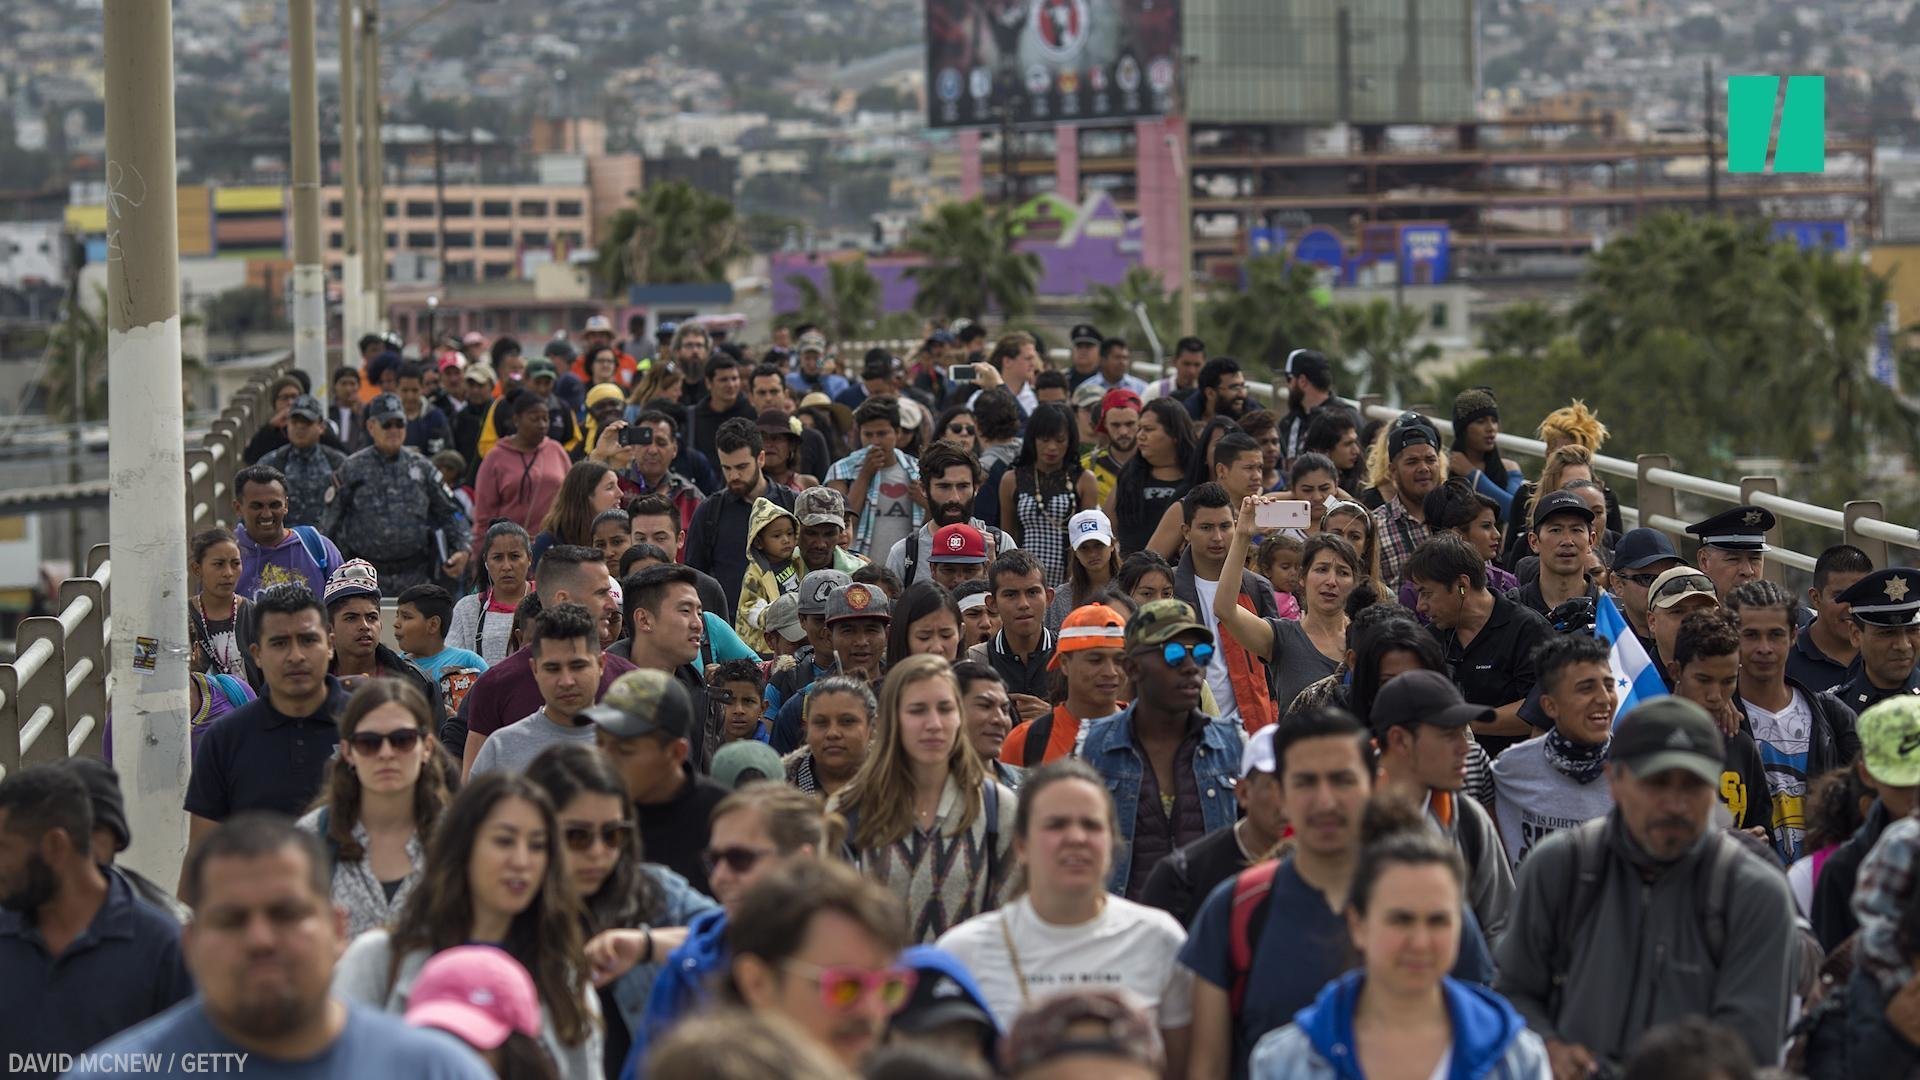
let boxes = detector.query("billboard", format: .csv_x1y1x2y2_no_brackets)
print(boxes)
926,0,1181,129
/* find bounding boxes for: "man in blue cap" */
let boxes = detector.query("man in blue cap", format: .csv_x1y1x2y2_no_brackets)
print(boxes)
1607,527,1685,669
1830,567,1920,711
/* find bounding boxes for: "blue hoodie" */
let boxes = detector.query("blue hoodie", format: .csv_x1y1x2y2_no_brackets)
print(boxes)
1248,971,1550,1080
620,907,731,1080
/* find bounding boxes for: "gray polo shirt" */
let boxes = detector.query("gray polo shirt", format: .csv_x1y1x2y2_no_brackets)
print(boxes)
469,708,596,777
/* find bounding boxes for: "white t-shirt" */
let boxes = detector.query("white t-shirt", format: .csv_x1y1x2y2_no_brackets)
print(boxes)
866,461,917,559
1746,689,1813,861
1191,576,1240,727
936,894,1194,1029
1488,734,1617,868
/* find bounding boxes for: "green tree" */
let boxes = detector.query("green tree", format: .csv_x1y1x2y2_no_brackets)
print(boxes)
1477,300,1564,364
202,286,283,353
595,181,746,296
1330,299,1440,405
786,257,884,342
901,199,1041,322
40,288,108,423
1087,266,1180,357
1197,255,1336,380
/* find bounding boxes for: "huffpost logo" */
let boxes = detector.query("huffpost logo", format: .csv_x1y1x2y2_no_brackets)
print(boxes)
1726,75,1826,174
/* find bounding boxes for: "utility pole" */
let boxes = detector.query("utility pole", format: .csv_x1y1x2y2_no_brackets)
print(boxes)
290,0,326,388
338,0,362,367
103,0,191,886
1174,53,1199,338
1705,58,1719,215
360,0,386,331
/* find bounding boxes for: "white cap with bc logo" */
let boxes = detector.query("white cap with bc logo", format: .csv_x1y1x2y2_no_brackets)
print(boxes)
1068,508,1114,550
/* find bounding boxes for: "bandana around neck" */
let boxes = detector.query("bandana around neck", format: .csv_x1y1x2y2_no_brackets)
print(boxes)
1544,728,1610,784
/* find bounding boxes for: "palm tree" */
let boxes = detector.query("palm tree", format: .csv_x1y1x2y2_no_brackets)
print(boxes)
1088,266,1179,356
786,257,883,342
1330,299,1440,406
901,199,1041,321
1198,255,1337,378
1477,300,1564,363
596,181,745,296
40,286,109,422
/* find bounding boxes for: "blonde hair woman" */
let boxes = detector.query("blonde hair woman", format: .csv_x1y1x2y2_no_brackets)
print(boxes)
829,653,1017,942
1536,399,1609,453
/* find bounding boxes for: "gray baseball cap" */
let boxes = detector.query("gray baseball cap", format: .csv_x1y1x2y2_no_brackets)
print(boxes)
798,569,852,617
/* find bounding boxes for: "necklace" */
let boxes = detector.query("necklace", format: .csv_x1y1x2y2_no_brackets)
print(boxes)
196,594,242,676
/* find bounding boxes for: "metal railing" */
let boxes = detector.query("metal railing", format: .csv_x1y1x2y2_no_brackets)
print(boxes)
0,357,291,779
836,340,1919,579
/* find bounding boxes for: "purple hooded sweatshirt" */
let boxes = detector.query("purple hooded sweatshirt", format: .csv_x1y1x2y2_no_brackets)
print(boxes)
235,525,340,601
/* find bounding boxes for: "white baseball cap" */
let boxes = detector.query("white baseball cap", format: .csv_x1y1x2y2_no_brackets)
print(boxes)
1241,724,1278,778
1068,509,1114,550
582,315,614,334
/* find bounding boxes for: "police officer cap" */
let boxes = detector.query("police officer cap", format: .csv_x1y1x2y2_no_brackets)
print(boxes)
1685,505,1774,552
1836,567,1920,628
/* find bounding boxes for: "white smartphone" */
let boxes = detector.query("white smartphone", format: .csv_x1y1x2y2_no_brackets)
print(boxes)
1254,500,1311,530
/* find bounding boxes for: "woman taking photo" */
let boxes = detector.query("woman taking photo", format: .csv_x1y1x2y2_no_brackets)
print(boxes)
188,526,253,685
1045,509,1119,632
1217,495,1360,718
450,521,534,665
887,581,965,665
1108,399,1197,556
300,679,451,938
525,743,716,1080
1248,798,1549,1079
999,403,1099,590
937,759,1193,1071
333,772,602,1080
531,460,625,568
830,653,1017,943
783,675,877,799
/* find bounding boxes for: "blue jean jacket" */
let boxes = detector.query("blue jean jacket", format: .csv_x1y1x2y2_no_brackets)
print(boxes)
1078,703,1244,893
606,865,719,1039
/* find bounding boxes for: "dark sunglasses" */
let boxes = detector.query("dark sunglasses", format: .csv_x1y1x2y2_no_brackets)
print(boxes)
1617,571,1662,587
946,424,977,435
563,822,635,853
703,845,775,874
1652,573,1715,603
347,728,423,754
377,418,406,431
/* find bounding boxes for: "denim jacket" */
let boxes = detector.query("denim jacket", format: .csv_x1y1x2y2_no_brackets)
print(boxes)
1076,702,1244,893
606,865,719,1038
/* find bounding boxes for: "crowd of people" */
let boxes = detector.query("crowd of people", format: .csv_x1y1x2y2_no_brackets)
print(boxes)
5,312,1920,1080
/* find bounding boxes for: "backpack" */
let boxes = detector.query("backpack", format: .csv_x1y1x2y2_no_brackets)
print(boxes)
1020,712,1054,769
902,530,921,587
292,524,333,579
1545,818,1742,1014
1227,859,1283,1014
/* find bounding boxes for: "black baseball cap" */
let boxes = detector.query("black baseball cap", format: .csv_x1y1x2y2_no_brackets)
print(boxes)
1531,489,1596,532
1370,670,1493,736
1612,528,1682,572
1070,323,1103,346
1386,412,1441,460
1284,349,1331,380
1612,697,1725,785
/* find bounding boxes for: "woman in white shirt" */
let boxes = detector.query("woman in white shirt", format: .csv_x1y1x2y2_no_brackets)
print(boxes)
936,758,1194,1076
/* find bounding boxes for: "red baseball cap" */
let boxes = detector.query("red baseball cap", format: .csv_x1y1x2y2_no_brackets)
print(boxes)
929,523,988,564
1097,388,1143,431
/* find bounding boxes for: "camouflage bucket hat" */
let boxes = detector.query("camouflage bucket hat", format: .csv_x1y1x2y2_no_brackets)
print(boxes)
1124,599,1212,652
582,669,694,741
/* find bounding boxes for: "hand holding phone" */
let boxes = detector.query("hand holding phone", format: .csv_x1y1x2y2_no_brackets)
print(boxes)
948,364,978,383
1254,500,1311,530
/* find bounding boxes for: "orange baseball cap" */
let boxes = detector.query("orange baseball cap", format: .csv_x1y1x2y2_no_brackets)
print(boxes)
1047,603,1127,670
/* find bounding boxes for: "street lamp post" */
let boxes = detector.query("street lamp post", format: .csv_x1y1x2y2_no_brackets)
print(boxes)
290,0,327,388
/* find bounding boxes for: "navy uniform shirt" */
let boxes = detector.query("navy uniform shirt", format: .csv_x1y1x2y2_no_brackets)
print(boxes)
184,677,354,821
1832,664,1920,714
1787,623,1853,695
319,445,469,573
0,871,195,1078
255,442,348,528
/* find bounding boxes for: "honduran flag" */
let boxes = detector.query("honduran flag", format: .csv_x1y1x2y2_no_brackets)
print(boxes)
1594,591,1668,719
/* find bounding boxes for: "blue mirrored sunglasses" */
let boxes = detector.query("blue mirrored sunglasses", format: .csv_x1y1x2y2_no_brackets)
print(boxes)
1161,642,1215,668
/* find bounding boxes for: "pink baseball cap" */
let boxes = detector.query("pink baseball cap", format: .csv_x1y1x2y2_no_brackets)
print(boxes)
404,946,542,1050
